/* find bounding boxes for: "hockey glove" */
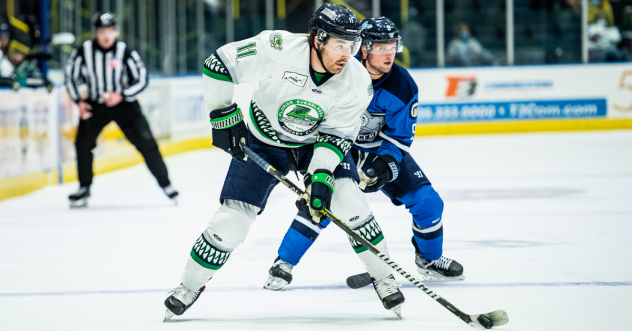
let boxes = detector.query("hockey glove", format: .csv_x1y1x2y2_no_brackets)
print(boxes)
358,154,399,193
209,103,248,163
296,170,335,223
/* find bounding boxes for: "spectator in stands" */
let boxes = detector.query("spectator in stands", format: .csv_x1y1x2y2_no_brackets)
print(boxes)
0,23,9,55
446,23,495,66
0,23,15,79
588,12,627,62
589,0,614,26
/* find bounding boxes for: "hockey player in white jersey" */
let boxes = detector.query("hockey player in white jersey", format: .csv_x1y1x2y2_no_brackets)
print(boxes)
265,17,465,294
164,4,404,321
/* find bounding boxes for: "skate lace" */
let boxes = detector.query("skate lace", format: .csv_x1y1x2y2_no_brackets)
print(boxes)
275,259,293,273
171,285,199,305
376,276,401,298
434,256,453,270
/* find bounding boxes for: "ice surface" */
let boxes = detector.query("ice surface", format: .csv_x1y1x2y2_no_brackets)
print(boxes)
1,131,631,330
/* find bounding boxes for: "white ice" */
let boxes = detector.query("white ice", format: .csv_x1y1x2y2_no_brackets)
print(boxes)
1,131,631,331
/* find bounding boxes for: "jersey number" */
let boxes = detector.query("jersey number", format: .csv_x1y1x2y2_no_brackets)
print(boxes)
236,43,257,59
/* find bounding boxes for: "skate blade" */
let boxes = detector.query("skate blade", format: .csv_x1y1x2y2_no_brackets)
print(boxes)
417,268,465,282
171,197,178,206
69,198,88,208
164,309,175,322
390,304,403,319
263,275,288,291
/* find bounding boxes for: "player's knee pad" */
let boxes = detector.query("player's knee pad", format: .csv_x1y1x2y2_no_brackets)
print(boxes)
329,178,372,226
206,199,259,250
401,185,444,260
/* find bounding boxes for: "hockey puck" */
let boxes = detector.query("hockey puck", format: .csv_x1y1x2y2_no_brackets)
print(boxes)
477,314,494,329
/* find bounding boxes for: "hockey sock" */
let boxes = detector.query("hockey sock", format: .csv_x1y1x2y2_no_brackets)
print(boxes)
400,185,445,261
181,233,231,290
181,199,259,290
348,215,392,281
277,211,330,265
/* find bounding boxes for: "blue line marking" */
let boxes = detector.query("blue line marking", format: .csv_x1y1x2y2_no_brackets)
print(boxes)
1,281,630,297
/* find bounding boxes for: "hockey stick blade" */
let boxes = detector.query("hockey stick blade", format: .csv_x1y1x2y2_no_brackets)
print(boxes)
346,272,372,289
241,145,508,328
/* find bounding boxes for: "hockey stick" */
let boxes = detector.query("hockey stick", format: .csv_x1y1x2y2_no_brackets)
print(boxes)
241,144,508,329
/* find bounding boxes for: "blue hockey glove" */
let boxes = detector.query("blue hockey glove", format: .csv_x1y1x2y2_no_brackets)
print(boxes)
296,170,335,223
359,154,399,193
209,103,248,162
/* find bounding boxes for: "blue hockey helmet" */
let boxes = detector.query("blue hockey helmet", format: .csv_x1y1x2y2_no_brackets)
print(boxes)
309,3,361,55
360,17,403,54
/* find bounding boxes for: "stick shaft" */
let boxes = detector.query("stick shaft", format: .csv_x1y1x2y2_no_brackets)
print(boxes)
241,146,474,325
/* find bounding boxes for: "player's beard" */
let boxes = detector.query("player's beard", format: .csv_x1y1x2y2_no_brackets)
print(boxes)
321,51,347,74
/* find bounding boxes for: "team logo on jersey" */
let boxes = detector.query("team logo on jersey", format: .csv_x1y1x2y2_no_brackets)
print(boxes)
282,71,308,87
270,32,283,50
410,101,418,119
357,110,385,142
278,99,324,136
368,83,374,96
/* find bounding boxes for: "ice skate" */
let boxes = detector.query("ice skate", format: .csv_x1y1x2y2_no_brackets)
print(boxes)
68,186,90,208
415,253,465,282
264,256,293,290
162,185,179,205
163,284,205,321
372,274,405,319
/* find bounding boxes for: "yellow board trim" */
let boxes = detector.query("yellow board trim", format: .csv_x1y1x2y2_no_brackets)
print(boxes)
0,171,58,202
2,119,631,202
0,137,214,202
415,118,632,136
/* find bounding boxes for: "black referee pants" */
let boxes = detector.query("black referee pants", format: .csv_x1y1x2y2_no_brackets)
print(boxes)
75,100,171,188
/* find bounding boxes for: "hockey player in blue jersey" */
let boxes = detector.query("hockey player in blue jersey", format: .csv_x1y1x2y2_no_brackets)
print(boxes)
265,17,464,291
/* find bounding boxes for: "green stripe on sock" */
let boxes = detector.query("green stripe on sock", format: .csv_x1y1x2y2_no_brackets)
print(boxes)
190,250,223,270
353,233,384,254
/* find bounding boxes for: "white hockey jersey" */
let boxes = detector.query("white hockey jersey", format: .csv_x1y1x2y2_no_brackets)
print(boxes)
203,30,373,173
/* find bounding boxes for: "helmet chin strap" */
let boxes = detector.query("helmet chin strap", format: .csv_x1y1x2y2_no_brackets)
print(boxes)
362,57,383,76
314,42,334,75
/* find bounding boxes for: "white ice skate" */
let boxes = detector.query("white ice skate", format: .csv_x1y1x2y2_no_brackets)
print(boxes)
163,284,205,321
264,257,293,290
372,274,405,319
68,187,90,208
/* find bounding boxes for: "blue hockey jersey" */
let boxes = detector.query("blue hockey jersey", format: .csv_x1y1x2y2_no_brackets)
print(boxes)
354,60,419,163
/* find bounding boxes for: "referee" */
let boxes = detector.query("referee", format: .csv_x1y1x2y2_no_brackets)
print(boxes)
65,12,178,207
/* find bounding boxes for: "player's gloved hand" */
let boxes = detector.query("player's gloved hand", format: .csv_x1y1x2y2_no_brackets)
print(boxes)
358,154,399,193
209,103,248,163
296,170,335,223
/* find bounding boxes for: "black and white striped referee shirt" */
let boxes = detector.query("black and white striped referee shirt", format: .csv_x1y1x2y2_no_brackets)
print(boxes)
65,40,148,104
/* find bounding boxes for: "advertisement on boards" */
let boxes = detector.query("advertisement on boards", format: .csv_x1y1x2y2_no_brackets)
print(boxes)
410,63,632,123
